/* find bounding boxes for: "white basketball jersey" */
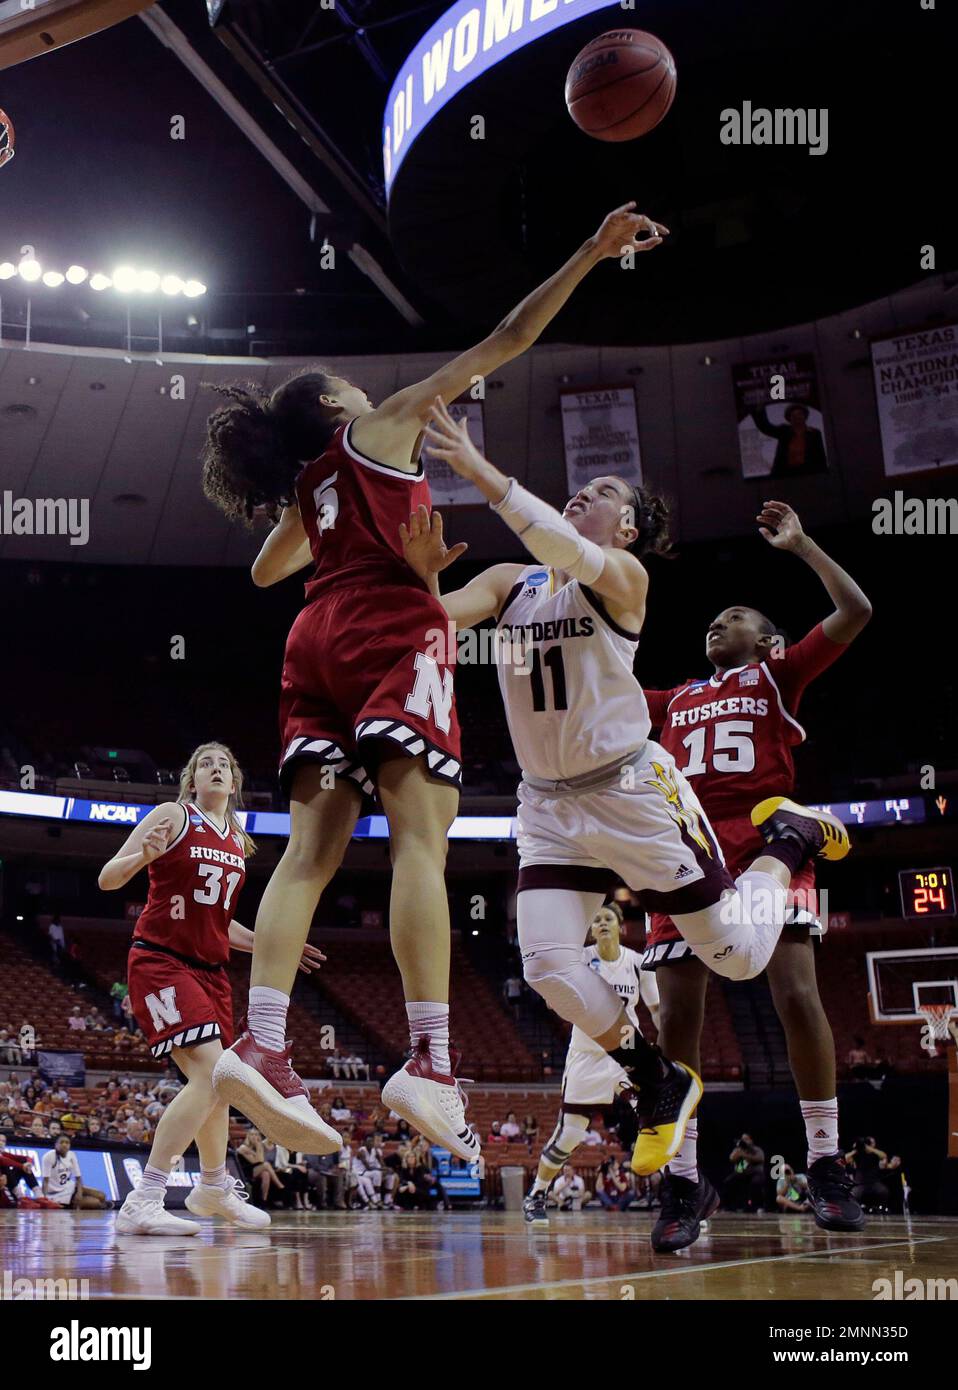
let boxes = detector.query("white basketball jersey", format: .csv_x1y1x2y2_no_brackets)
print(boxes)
495,567,650,782
569,945,645,1058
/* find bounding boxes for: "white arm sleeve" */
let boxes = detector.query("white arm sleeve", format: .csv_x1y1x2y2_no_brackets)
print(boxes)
491,479,606,585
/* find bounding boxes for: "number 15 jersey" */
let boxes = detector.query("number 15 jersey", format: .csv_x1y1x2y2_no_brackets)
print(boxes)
134,802,246,966
495,566,651,783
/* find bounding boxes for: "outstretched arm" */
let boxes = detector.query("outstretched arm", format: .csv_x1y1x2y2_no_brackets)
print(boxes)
363,204,668,442
251,504,312,587
399,507,522,627
228,920,327,975
757,501,872,643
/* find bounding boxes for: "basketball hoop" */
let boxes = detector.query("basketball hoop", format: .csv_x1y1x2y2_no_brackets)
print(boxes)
918,1004,956,1057
0,108,14,169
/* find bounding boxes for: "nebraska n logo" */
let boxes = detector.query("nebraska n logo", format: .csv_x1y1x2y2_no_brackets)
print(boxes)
144,986,181,1033
404,652,454,734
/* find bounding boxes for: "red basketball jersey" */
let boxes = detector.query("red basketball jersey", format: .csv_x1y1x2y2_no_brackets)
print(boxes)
645,623,848,819
296,420,432,600
133,803,246,966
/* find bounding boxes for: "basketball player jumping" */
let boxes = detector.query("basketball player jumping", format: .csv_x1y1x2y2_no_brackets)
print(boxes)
642,500,871,1249
200,204,669,1159
100,743,326,1235
523,902,660,1226
401,398,850,1176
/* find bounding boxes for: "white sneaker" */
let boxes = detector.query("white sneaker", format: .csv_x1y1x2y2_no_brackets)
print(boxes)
185,1178,271,1229
115,1188,201,1236
382,1040,481,1162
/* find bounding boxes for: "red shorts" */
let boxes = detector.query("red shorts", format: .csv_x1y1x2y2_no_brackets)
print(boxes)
127,942,234,1059
644,812,819,968
278,581,461,797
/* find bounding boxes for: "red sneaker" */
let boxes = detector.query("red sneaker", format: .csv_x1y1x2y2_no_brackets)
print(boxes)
381,1038,481,1162
213,1029,342,1154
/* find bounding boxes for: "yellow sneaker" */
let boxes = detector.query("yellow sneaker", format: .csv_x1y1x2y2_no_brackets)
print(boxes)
750,796,850,864
631,1060,703,1177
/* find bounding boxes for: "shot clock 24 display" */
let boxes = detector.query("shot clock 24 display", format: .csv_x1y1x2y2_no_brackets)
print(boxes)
899,868,956,919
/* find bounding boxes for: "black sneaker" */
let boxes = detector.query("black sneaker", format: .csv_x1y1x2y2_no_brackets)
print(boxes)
630,1059,703,1177
750,796,850,866
523,1191,549,1227
807,1154,865,1232
651,1168,720,1253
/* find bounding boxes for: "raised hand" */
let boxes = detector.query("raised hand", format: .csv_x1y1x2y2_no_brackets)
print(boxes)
140,818,175,864
591,201,669,259
297,943,328,975
757,500,805,550
399,502,468,581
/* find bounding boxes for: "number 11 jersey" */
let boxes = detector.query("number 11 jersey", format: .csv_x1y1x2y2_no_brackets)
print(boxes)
495,566,651,783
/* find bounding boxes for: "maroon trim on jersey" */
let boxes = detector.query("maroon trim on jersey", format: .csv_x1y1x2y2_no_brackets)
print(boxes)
578,583,641,640
355,717,462,787
342,420,425,481
635,863,735,916
131,938,225,973
497,579,526,624
517,864,618,894
642,938,695,971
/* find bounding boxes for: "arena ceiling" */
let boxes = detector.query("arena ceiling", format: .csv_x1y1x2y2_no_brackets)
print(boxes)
0,0,952,358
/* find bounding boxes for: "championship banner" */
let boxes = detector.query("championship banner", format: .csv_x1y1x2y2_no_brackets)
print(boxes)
423,399,486,505
870,324,958,476
733,355,828,479
37,1049,86,1087
560,386,642,496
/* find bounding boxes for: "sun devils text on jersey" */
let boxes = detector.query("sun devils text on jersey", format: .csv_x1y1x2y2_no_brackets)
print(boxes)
133,803,246,967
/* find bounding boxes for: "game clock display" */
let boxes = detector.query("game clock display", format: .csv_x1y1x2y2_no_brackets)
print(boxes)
899,868,956,919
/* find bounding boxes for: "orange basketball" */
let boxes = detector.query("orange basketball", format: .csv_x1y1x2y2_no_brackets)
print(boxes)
565,30,676,142
0,108,14,169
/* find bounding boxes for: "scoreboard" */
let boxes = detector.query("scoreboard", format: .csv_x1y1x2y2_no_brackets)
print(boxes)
898,868,956,920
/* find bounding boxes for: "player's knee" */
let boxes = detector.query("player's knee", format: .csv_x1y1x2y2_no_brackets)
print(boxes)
521,945,620,1034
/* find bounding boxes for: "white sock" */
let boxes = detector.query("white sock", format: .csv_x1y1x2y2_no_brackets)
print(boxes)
669,1118,699,1181
248,985,289,1052
137,1163,169,1196
406,1001,450,1074
200,1163,230,1190
801,1098,839,1165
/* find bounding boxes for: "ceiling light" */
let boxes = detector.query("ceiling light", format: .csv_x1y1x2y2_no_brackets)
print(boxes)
66,265,88,285
42,270,65,287
112,265,138,293
18,257,42,282
160,274,183,295
183,279,206,297
89,273,112,291
0,262,15,279
136,270,160,293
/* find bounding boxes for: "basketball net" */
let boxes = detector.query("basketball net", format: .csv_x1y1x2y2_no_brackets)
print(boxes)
918,1004,957,1057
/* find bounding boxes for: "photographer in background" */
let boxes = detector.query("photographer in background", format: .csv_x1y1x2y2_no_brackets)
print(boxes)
723,1134,767,1213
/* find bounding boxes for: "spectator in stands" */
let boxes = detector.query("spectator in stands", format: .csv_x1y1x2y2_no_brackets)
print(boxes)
330,1096,353,1124
109,979,128,1024
486,1121,506,1145
67,1006,86,1033
303,1150,347,1210
120,993,136,1033
60,1109,87,1138
0,1143,40,1200
86,1007,111,1034
125,1113,149,1145
48,1119,63,1139
595,1158,634,1212
352,1140,385,1209
268,1144,311,1210
237,1129,285,1206
48,916,66,970
49,1084,69,1107
844,1137,898,1212
345,1054,368,1081
394,1150,444,1212
522,1114,538,1149
846,1037,874,1078
0,1115,14,1139
776,1165,810,1213
503,974,523,1016
65,939,84,986
723,1134,767,1213
500,1111,522,1142
41,1136,108,1209
18,1022,37,1063
20,1070,46,1095
87,1117,103,1140
0,1029,20,1065
552,1164,586,1212
20,1085,39,1113
393,1118,412,1146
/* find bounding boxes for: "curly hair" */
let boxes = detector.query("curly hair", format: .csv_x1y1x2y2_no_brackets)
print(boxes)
617,480,674,559
200,368,341,525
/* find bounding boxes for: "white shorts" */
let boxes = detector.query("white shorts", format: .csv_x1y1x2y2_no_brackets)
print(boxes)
516,741,734,914
562,1047,629,1108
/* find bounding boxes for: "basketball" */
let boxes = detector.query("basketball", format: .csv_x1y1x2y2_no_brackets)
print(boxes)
565,29,676,142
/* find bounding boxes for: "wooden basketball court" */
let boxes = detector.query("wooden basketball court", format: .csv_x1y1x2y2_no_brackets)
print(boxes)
4,1209,956,1301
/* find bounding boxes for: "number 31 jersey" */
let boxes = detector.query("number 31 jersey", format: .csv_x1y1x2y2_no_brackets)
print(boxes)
133,802,246,966
495,566,651,783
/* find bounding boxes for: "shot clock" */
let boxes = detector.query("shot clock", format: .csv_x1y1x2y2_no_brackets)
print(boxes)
899,868,956,919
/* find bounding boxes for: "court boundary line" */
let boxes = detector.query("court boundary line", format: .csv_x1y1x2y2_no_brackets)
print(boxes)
401,1234,950,1300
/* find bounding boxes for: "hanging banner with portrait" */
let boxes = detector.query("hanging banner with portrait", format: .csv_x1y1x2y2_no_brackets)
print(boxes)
560,386,642,496
733,355,829,479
